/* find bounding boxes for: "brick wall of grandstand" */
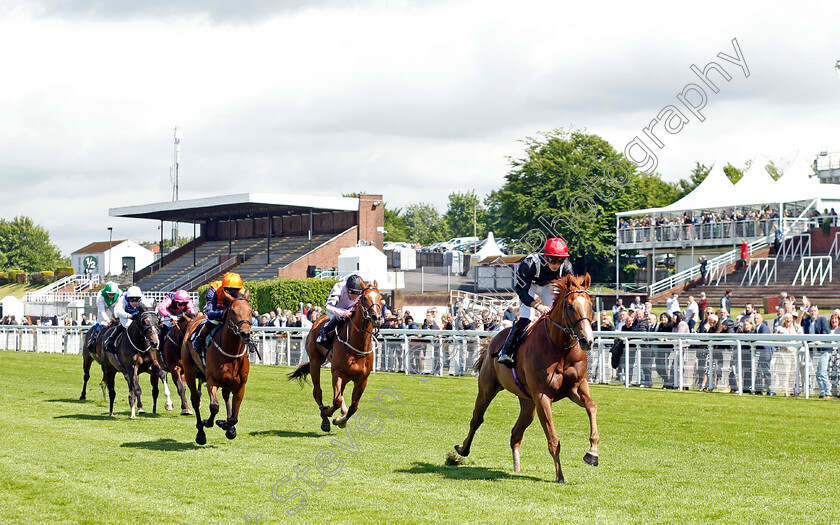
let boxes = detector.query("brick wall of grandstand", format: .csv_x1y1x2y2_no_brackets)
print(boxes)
4,326,839,397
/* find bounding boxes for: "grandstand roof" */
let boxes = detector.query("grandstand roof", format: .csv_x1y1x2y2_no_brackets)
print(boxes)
109,193,360,223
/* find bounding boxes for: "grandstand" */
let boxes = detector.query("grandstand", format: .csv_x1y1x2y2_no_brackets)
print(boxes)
111,193,383,292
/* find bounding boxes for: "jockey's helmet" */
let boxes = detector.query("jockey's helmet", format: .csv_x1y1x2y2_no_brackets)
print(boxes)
126,286,143,302
542,237,570,258
222,272,243,289
346,274,364,295
173,289,190,305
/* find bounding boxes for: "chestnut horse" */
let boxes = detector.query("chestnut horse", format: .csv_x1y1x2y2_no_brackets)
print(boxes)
158,314,194,415
181,296,251,445
454,273,599,483
288,282,382,431
101,307,166,418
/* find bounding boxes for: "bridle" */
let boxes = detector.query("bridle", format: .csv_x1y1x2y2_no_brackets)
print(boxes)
544,288,592,350
337,286,382,355
126,310,159,353
210,298,251,359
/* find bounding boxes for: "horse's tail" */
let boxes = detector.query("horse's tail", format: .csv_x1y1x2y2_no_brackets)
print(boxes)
287,362,311,385
472,346,487,374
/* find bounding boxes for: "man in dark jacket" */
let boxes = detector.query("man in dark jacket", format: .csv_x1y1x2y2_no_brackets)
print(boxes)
801,306,831,398
752,313,773,395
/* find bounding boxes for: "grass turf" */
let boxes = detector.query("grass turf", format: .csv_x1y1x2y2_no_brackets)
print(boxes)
1,350,838,524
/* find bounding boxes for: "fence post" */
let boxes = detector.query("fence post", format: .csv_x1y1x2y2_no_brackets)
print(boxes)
403,334,409,375
736,340,742,395
286,331,291,366
677,339,684,391
803,341,810,400
437,335,443,377
624,338,630,388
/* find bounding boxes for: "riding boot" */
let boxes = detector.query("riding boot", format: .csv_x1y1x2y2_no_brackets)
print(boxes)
105,325,125,353
316,316,343,349
86,326,98,353
497,318,530,368
192,321,212,353
159,324,170,345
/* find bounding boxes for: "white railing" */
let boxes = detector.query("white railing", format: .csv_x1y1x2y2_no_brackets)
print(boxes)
779,233,811,262
24,274,101,302
617,218,779,246
829,232,840,260
450,290,517,316
792,256,833,286
75,274,101,293
740,258,777,286
5,325,840,398
20,291,199,305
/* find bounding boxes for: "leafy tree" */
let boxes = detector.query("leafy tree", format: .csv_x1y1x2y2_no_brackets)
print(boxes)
384,206,409,242
0,216,64,273
677,162,711,199
442,191,489,239
492,129,678,281
403,203,449,245
723,162,745,184
764,159,785,181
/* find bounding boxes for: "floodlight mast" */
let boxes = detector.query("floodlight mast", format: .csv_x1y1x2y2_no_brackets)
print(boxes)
170,126,182,250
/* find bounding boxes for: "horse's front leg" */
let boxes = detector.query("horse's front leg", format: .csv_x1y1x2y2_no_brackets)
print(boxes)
150,371,160,414
534,393,564,483
202,382,220,429
124,365,141,419
324,373,346,419
333,377,368,429
454,359,500,457
184,364,205,445
568,378,599,466
173,366,192,415
217,384,245,440
80,351,92,400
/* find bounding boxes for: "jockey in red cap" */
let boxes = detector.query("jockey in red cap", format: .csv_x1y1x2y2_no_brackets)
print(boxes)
497,237,574,368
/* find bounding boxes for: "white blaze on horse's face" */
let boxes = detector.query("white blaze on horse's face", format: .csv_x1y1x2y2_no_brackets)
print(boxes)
575,295,594,350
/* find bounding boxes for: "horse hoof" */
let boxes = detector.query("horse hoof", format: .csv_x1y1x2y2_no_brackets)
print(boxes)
202,419,213,428
225,428,237,440
216,420,229,431
80,394,86,401
454,445,469,457
583,452,599,467
165,403,174,411
181,409,193,416
557,478,566,484
137,408,145,414
196,433,206,445
320,418,331,432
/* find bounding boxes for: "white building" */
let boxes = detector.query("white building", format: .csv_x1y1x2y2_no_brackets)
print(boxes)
71,239,155,277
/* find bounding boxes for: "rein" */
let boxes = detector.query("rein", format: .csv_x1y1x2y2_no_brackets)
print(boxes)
337,287,381,356
209,301,250,359
126,311,158,354
543,288,592,350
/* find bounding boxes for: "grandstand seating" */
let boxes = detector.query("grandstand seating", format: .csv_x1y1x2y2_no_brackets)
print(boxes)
135,233,337,291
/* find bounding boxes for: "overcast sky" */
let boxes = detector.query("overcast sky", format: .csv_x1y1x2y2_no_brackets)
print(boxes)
2,0,840,254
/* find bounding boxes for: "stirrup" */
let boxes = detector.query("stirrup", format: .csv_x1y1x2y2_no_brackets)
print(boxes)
497,352,515,368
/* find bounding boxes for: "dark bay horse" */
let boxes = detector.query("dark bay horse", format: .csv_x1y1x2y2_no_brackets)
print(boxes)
80,323,112,401
288,282,382,431
454,273,599,483
181,296,251,445
159,314,194,415
101,307,165,419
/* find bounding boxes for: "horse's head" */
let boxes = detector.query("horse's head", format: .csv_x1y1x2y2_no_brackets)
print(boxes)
357,281,383,329
136,307,160,350
550,273,594,350
227,295,253,344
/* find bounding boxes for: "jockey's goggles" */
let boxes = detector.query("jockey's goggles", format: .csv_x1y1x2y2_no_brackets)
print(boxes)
174,301,187,307
545,256,563,265
223,287,240,296
348,288,362,296
128,297,141,303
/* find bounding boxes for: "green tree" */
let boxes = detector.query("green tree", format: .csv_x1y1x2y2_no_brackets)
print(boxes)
677,162,711,199
0,216,64,272
723,162,745,184
492,129,680,281
383,206,409,242
403,203,449,246
442,190,489,239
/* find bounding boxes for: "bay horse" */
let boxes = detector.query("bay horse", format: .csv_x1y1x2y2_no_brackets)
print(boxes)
80,323,112,401
101,306,167,418
288,281,382,432
454,273,599,483
158,314,194,415
181,295,251,445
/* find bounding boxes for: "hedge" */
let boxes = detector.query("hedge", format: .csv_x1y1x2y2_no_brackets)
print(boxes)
55,266,75,279
7,270,25,284
29,271,55,287
198,278,338,315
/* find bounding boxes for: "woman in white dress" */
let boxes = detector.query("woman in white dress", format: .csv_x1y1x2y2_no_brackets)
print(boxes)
774,313,802,396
